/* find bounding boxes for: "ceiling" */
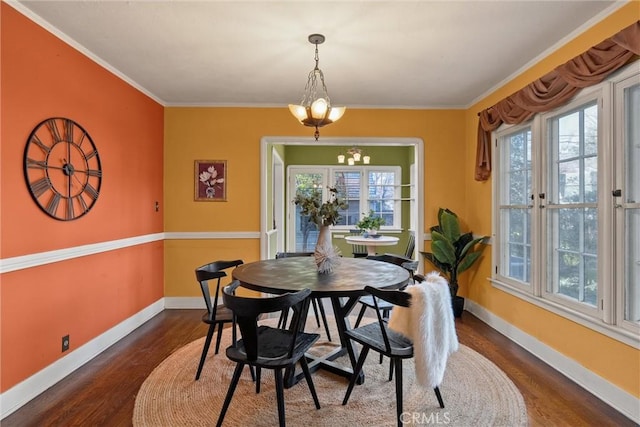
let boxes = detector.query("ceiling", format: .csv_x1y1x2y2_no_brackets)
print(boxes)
14,0,623,108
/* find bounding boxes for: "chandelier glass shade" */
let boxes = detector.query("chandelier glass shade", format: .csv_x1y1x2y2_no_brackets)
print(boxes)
289,34,345,140
338,147,370,165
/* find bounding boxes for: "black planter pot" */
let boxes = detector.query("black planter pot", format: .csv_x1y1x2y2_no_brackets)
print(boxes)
451,295,465,318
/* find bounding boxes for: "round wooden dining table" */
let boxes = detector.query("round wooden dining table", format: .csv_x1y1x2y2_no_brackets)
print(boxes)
232,256,411,387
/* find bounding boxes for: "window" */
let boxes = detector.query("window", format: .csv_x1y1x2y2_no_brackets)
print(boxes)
288,166,402,248
493,63,639,344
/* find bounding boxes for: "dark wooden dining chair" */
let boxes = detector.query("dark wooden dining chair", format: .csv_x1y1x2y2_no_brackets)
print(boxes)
404,230,416,258
348,229,368,257
275,252,331,341
354,253,417,328
342,286,444,427
217,280,321,427
194,259,244,380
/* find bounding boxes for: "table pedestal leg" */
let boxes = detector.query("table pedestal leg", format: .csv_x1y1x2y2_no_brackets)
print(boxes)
283,295,365,388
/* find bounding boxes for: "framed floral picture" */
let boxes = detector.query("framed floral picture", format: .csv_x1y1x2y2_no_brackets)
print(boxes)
195,160,227,201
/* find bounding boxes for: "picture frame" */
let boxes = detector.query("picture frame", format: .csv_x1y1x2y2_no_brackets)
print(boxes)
195,160,227,201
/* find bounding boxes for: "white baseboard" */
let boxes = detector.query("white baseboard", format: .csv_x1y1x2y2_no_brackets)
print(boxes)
164,296,204,309
464,299,640,424
0,299,165,420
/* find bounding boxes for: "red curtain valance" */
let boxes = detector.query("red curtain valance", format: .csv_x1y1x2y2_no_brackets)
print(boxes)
475,21,640,181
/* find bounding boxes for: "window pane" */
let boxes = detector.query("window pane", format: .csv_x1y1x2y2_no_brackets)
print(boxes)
547,102,598,308
368,171,395,225
498,128,532,286
625,208,640,322
584,156,598,203
624,82,640,322
626,83,640,204
334,171,361,227
558,111,580,160
548,208,597,307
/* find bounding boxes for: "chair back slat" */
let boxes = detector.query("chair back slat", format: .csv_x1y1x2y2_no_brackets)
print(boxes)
223,281,312,361
195,259,243,318
364,285,411,353
405,231,416,258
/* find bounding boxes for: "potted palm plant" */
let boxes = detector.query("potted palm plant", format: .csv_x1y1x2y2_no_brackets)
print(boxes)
421,208,487,317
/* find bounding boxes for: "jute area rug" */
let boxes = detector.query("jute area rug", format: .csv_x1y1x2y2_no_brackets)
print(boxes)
134,316,527,426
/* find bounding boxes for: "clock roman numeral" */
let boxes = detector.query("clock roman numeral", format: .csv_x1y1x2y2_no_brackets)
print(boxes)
66,197,75,220
30,134,51,154
46,193,61,217
46,119,63,143
84,149,98,160
30,177,52,198
64,119,74,142
86,169,102,177
84,183,99,200
77,131,87,147
26,158,48,169
75,194,88,213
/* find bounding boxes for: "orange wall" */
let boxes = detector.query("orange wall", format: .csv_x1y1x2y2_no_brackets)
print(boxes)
163,107,466,297
464,4,640,397
1,3,164,391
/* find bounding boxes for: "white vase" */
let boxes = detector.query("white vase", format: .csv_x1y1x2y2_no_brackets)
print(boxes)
314,225,339,273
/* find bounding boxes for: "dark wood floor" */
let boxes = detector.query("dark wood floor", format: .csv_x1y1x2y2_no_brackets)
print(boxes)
2,309,635,427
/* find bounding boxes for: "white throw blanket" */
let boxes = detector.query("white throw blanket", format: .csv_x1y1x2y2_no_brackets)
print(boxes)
388,272,459,388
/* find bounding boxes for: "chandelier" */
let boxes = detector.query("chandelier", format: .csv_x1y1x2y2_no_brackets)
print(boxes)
338,147,370,165
289,34,346,141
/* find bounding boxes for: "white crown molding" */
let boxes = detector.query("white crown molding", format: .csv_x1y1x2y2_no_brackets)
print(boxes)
466,1,630,109
465,299,640,424
0,299,164,420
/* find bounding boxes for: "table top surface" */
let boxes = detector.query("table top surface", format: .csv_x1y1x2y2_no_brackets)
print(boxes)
344,235,399,245
232,256,410,297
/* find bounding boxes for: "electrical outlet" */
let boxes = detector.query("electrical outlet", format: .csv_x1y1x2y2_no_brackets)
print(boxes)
62,335,70,352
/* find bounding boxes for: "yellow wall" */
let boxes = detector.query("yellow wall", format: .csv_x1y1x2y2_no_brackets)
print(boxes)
163,108,465,297
464,5,640,397
163,4,639,400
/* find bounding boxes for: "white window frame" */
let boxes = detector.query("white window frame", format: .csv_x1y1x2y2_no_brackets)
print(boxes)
332,166,402,231
491,63,640,348
287,165,403,237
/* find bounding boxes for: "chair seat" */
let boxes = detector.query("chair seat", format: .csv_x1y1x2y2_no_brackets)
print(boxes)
201,304,234,324
358,295,394,310
345,323,413,357
226,325,320,368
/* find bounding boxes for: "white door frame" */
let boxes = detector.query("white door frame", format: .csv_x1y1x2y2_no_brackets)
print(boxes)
260,136,424,270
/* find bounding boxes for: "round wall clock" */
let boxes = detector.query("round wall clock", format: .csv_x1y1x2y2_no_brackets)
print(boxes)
23,117,102,221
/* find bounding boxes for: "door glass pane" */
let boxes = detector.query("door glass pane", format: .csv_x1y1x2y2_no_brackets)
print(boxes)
293,172,323,252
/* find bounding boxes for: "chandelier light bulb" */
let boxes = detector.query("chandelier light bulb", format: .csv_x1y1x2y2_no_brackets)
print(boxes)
363,155,370,164
353,152,361,162
328,106,346,121
310,98,328,119
338,154,345,163
348,157,355,166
